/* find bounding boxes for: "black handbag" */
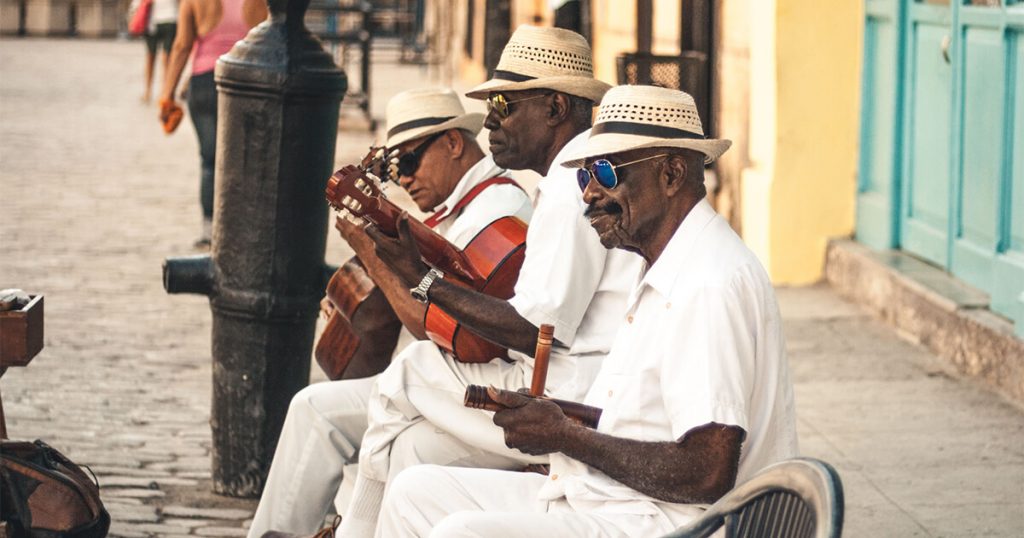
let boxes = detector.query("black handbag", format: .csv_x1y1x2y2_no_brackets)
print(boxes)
0,439,110,537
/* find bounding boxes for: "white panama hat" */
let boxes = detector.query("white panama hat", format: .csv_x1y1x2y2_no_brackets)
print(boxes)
384,88,484,148
560,85,732,168
466,25,611,103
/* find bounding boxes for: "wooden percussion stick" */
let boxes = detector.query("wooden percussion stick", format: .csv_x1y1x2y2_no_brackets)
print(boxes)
529,324,555,397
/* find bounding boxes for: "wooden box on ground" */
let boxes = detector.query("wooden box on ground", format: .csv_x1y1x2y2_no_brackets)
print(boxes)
0,295,44,367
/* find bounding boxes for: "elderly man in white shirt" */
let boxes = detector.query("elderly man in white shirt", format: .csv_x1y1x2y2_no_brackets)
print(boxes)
341,25,643,538
248,88,533,538
376,85,799,538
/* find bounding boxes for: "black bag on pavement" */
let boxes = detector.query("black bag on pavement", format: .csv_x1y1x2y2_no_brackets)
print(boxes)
0,439,109,537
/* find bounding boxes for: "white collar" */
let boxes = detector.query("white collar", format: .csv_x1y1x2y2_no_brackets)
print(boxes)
429,155,507,220
628,197,717,305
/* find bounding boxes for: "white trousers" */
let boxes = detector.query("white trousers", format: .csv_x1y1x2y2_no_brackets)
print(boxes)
249,341,549,538
379,465,686,537
358,340,550,486
248,377,375,537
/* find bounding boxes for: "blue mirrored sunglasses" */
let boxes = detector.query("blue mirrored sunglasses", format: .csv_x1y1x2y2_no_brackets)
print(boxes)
576,154,668,192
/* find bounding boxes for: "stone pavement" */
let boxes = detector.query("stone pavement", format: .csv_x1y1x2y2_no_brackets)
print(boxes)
0,38,1021,537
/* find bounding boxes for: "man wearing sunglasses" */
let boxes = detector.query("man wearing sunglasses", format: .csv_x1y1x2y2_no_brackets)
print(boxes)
376,85,798,538
340,25,643,538
249,88,533,538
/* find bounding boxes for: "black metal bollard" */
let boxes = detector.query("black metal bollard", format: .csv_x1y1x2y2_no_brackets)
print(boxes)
162,0,346,497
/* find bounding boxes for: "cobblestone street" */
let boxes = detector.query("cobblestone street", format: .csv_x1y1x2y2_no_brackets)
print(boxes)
1,37,1022,538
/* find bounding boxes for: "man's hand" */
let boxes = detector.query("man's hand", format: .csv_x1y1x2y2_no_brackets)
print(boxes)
320,295,335,320
364,212,429,287
335,214,376,259
489,387,574,456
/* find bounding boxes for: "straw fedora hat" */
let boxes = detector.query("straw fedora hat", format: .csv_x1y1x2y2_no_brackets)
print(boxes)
560,85,732,167
384,88,484,148
466,25,611,103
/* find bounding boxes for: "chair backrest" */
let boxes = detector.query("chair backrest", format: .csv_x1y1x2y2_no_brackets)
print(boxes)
661,457,844,538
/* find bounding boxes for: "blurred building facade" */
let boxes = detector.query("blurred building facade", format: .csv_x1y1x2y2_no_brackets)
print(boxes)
856,0,1023,337
0,0,121,36
437,0,1023,338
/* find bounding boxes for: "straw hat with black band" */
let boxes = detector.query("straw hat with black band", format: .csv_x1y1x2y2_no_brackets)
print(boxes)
385,88,484,148
560,85,732,168
465,25,611,103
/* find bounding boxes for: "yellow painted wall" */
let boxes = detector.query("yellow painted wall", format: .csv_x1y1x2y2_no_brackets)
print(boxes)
742,0,862,284
590,0,636,84
452,0,862,285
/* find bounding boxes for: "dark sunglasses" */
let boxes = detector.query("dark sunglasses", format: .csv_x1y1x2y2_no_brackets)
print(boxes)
576,154,667,192
395,131,446,177
486,92,550,119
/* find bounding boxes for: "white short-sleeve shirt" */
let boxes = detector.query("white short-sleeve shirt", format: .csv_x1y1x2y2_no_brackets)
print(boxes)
431,155,533,248
539,199,799,523
508,130,643,400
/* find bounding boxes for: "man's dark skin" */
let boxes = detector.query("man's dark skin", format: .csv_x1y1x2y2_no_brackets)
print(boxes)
365,89,591,356
485,148,745,505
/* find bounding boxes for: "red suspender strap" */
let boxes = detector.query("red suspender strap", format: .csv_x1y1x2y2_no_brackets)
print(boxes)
423,176,524,228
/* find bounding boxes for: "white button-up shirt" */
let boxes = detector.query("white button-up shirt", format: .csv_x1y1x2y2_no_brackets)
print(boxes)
507,130,643,400
431,154,533,248
539,199,798,524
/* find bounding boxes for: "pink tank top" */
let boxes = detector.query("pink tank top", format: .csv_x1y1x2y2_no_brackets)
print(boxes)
191,0,250,75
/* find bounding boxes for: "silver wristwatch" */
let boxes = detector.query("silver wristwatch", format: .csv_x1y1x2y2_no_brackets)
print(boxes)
410,268,444,303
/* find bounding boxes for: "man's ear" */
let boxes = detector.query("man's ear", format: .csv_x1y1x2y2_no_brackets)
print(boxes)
446,129,465,159
546,93,571,126
662,154,688,196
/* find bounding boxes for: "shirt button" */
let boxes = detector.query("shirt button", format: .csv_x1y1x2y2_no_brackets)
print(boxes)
627,315,634,323
607,389,613,397
665,302,671,309
551,474,559,481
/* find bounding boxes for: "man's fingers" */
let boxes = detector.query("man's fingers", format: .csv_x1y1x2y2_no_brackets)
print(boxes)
364,223,388,244
396,212,415,245
487,386,530,409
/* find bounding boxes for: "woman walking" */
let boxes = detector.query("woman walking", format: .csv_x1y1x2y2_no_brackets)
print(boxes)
159,0,266,248
137,0,179,103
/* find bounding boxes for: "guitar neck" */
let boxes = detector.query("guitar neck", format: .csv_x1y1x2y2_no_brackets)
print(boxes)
365,197,485,285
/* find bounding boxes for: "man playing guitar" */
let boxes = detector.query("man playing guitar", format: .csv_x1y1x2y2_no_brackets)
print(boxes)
249,88,533,537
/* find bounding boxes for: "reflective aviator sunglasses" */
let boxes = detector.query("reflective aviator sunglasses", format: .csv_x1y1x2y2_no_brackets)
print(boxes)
576,154,667,192
486,92,550,119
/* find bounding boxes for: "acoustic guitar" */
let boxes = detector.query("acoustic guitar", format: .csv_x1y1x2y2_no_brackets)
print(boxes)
325,164,528,363
314,257,401,380
314,148,402,381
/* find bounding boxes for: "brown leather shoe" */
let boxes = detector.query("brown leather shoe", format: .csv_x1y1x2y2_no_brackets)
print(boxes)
261,516,341,538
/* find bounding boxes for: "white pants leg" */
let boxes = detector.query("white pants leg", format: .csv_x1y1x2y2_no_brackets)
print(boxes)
360,340,548,485
248,377,376,537
380,465,672,538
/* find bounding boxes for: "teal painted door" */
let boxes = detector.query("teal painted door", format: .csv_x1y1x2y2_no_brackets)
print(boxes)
902,1,954,267
858,0,1024,336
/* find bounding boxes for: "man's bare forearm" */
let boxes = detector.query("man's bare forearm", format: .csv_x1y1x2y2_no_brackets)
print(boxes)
426,278,539,356
558,422,743,504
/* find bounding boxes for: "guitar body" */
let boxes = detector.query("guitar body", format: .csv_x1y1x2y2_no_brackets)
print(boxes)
424,216,527,363
315,257,402,380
